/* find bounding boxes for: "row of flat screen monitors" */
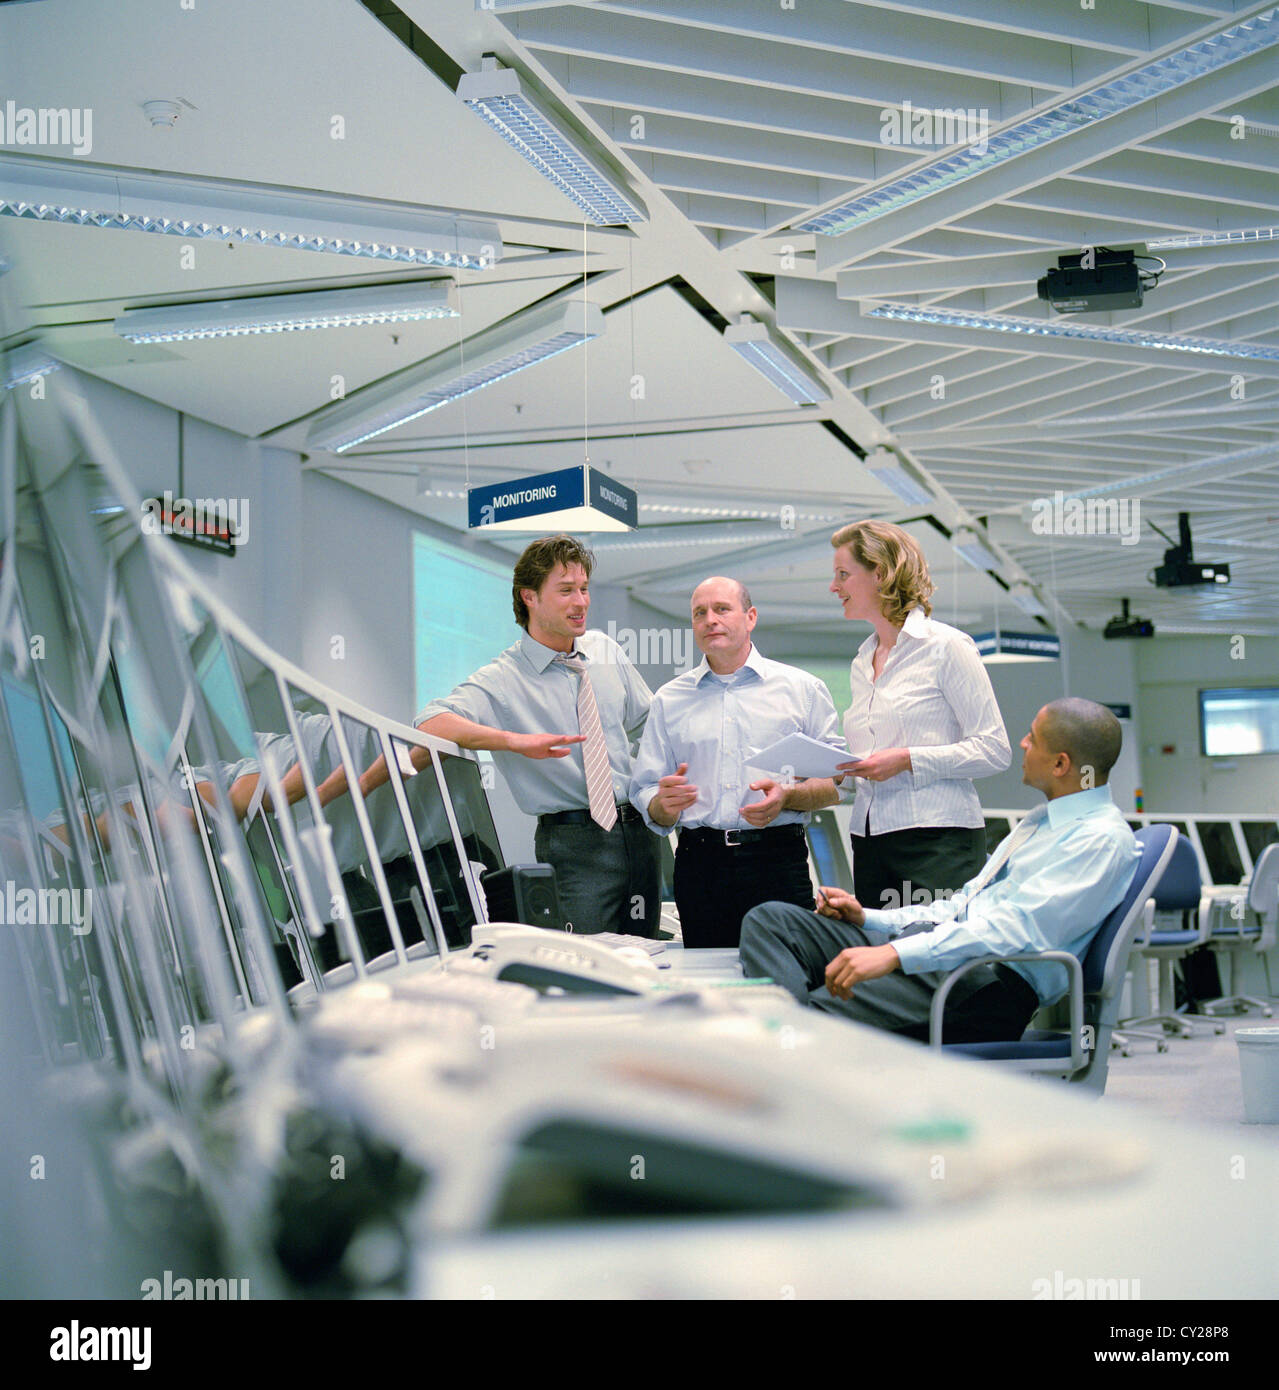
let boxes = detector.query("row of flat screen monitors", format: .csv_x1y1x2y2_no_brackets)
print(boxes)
800,808,1277,893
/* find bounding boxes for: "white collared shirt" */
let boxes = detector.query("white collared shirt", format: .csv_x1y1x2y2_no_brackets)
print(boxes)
630,644,840,831
843,607,1010,835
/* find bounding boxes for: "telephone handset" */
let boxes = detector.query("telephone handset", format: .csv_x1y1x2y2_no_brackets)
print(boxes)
460,922,662,996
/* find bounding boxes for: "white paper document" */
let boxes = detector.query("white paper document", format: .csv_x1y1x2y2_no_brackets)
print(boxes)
746,732,851,779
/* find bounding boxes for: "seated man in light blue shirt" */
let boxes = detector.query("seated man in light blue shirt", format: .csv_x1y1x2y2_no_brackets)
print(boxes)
740,697,1140,1043
631,576,841,948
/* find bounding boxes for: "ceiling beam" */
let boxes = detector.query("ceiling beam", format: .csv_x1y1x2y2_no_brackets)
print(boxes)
815,45,1279,270
512,7,1029,113
588,0,1103,88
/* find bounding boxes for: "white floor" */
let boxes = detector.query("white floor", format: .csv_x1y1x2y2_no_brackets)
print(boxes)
1105,1012,1279,1136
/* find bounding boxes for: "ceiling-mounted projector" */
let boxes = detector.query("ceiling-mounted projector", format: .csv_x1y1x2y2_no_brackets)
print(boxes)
1037,248,1153,314
1104,598,1154,640
1150,512,1230,589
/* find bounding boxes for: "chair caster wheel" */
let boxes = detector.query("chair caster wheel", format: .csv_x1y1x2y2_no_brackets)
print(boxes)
1264,1009,1274,1019
1121,1049,1131,1058
1157,1043,1169,1053
1214,1025,1225,1035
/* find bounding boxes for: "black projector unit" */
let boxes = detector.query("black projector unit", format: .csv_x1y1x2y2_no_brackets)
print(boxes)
1153,556,1231,589
1104,614,1155,640
1151,512,1231,589
1104,598,1154,640
1038,250,1142,314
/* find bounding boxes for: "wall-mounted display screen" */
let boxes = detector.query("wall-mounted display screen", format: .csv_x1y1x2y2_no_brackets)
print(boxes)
1200,688,1279,757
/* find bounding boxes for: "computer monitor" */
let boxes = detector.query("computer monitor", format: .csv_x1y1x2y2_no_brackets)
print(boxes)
984,817,1012,858
808,810,854,891
1242,821,1279,865
408,749,505,946
1197,821,1245,885
659,836,676,902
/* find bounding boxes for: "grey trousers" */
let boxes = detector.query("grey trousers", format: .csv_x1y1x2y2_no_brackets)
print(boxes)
739,901,1037,1043
534,814,663,937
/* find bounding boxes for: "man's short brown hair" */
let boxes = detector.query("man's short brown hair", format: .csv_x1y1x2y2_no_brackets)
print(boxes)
511,534,596,629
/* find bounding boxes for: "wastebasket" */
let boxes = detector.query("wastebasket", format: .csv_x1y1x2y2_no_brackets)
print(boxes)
1237,1026,1279,1124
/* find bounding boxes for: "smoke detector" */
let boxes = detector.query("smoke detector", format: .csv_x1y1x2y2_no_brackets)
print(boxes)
142,100,183,128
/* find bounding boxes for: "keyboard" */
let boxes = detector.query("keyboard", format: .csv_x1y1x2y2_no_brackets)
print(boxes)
394,966,541,1018
590,932,668,957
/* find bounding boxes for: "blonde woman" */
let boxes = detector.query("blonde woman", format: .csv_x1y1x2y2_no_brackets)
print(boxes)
826,520,1010,912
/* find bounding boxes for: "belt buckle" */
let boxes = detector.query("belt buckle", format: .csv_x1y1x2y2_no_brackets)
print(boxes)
723,828,741,847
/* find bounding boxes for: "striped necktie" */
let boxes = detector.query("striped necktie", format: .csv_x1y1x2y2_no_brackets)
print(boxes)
969,814,1040,895
557,651,618,831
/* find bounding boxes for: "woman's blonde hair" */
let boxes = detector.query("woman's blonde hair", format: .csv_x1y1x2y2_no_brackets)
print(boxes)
830,519,935,625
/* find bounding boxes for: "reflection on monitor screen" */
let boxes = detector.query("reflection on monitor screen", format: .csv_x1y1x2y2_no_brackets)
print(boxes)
1242,821,1279,863
808,811,853,891
399,750,504,947
1198,822,1245,885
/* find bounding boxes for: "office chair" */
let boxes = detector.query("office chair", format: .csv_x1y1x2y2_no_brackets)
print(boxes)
1203,842,1277,1018
1122,833,1225,1040
931,823,1178,1095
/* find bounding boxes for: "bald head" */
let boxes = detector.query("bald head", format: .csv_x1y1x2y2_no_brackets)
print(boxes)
692,576,752,612
1040,697,1122,785
690,576,757,674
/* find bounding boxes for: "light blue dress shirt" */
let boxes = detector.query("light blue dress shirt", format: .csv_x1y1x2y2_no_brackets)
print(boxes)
630,644,841,832
859,785,1140,1005
417,629,651,816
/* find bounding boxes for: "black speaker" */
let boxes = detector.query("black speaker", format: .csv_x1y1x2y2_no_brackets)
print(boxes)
481,863,565,932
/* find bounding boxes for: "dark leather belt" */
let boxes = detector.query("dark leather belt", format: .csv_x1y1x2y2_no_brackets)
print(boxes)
538,803,642,827
678,823,807,849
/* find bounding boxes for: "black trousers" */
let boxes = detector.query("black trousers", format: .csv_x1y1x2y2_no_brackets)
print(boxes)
851,825,986,914
739,909,1041,1044
674,828,814,949
534,812,662,937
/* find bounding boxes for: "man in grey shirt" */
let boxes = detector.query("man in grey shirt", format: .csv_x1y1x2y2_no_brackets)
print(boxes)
413,534,661,936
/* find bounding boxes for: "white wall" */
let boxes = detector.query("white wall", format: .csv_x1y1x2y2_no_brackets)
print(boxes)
1135,635,1279,816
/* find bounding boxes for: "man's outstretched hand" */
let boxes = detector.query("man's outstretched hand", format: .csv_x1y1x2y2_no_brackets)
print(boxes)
509,732,586,760
824,943,901,1001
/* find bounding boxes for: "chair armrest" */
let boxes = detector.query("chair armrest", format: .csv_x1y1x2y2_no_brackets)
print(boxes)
929,950,1085,1072
1131,897,1155,946
1195,893,1215,945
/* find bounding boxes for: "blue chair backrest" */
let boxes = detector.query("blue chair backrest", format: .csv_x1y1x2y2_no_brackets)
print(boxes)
1149,832,1201,912
1083,824,1177,998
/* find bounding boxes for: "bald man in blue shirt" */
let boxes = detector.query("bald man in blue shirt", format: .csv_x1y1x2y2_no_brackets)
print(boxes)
740,697,1140,1043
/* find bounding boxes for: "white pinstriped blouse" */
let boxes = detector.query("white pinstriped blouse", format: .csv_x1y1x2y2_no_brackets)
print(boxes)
842,607,1011,836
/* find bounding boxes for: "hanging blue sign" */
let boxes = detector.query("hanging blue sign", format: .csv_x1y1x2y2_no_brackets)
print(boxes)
468,465,637,532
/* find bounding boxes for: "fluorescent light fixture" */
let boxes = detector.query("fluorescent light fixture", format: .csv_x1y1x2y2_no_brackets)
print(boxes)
0,153,502,269
1008,583,1049,619
1146,226,1277,251
458,58,645,226
113,282,458,343
307,299,604,453
863,301,1279,362
952,526,1000,571
723,315,829,405
797,7,1279,236
587,528,778,552
863,447,933,505
641,502,841,521
3,343,60,389
974,631,1061,663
